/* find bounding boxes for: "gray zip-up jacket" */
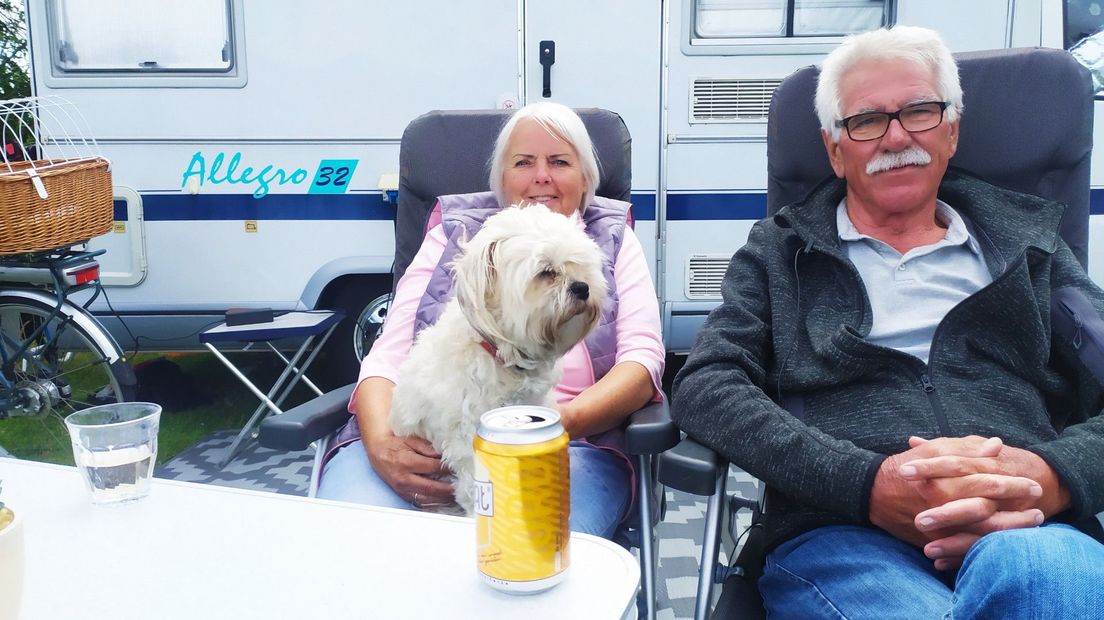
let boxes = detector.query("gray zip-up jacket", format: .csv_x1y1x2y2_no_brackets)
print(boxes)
672,170,1104,551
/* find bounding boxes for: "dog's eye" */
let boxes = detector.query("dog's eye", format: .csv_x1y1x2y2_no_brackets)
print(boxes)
538,269,557,279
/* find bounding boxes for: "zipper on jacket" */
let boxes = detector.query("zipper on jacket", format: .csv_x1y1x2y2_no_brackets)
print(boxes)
920,252,1034,439
920,374,934,392
919,372,950,436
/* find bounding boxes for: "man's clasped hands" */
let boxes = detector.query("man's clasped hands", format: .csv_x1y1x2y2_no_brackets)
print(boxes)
871,436,1071,571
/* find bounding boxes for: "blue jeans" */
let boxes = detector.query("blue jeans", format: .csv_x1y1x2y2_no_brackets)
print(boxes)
316,439,632,540
759,523,1104,619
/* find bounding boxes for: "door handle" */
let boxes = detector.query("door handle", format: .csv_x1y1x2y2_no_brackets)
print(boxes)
539,40,555,98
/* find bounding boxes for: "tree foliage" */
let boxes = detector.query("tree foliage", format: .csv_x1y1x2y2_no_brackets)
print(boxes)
0,0,30,101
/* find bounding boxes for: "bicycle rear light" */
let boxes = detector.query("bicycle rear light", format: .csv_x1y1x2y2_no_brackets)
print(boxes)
66,263,100,286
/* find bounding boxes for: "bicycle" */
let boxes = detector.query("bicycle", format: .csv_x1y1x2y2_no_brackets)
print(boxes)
0,96,136,422
0,245,136,420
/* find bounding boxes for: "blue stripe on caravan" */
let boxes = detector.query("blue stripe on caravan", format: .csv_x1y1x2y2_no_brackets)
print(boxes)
630,192,656,221
115,190,1104,222
667,192,767,221
1091,189,1104,216
114,192,659,222
138,193,394,221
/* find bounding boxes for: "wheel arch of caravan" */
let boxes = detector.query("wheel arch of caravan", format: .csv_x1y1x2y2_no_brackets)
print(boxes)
303,263,394,385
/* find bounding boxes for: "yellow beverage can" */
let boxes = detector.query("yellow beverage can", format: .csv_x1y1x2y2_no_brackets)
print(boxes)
473,405,570,594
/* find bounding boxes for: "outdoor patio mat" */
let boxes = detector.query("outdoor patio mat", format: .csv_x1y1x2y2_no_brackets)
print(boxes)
155,430,312,496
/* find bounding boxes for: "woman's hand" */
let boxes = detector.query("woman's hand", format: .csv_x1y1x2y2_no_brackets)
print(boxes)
364,429,455,507
354,376,455,507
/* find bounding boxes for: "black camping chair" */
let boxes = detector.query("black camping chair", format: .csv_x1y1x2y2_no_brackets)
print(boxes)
660,46,1095,619
259,108,679,620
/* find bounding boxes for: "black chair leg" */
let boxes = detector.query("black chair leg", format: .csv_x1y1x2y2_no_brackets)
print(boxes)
692,471,727,620
713,573,765,620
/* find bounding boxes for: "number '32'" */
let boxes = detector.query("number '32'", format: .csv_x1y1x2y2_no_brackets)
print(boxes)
314,166,350,187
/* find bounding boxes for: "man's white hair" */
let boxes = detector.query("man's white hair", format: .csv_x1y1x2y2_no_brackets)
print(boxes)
489,102,600,212
816,26,963,142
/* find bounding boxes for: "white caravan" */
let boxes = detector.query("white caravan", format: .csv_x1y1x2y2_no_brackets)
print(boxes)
18,0,1103,374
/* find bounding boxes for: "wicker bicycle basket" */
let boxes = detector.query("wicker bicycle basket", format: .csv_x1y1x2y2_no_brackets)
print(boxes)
0,157,113,255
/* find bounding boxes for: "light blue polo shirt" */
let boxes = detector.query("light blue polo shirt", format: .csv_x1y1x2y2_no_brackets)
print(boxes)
837,199,992,364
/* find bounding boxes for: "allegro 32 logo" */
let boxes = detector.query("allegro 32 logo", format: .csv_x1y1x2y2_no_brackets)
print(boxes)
181,151,359,199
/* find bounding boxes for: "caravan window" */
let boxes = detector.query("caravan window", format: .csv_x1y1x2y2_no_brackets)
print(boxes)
694,0,890,39
47,0,235,74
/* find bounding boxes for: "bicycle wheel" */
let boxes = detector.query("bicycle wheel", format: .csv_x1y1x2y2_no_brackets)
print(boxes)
0,295,136,419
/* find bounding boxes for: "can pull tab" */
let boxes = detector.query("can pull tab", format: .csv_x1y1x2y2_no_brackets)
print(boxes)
27,169,48,199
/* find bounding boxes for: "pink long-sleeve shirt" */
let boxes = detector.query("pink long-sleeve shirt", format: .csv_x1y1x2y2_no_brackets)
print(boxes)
355,220,665,404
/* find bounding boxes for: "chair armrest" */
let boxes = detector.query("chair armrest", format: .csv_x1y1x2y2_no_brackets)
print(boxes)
625,396,680,455
658,435,730,496
258,383,356,451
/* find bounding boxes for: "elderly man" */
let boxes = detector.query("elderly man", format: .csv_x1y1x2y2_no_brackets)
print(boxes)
673,26,1104,618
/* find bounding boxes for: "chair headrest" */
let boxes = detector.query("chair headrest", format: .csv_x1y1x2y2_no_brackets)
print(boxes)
394,108,631,289
400,108,631,206
767,47,1093,266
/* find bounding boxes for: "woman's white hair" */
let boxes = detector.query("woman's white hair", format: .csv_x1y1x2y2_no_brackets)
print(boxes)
816,26,963,142
489,102,600,212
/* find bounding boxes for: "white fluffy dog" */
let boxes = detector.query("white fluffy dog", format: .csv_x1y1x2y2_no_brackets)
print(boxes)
389,204,607,515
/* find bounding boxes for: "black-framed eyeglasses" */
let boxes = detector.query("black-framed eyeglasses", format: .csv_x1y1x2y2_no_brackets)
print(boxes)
836,101,950,142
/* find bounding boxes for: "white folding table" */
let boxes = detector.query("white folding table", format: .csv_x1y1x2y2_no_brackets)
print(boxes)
1,459,640,619
199,310,344,467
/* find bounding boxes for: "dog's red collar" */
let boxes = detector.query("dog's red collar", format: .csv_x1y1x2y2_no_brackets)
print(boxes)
480,339,538,370
479,340,501,363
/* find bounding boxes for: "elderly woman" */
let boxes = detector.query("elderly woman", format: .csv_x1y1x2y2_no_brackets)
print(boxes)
317,102,665,540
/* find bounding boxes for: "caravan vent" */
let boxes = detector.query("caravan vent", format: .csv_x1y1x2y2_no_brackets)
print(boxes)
691,78,782,123
686,254,731,299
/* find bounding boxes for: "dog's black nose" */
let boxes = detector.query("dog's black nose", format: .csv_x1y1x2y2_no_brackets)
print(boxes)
569,281,589,300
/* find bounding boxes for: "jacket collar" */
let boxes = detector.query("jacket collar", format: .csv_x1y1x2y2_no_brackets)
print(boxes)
774,168,1066,263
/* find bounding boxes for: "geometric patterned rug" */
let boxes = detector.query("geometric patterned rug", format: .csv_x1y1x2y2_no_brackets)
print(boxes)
154,430,312,496
155,430,760,620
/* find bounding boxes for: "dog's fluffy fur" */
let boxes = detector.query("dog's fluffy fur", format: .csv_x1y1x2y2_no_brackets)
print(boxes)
389,204,607,514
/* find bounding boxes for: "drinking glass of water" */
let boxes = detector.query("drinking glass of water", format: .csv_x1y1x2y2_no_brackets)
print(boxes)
63,403,162,504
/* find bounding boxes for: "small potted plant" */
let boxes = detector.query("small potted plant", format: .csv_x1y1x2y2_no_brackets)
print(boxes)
0,480,24,619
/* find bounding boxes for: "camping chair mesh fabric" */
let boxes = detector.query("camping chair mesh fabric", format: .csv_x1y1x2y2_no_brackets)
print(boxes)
660,46,1094,619
259,108,678,620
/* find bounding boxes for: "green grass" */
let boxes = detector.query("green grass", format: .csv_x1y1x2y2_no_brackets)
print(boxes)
0,351,322,466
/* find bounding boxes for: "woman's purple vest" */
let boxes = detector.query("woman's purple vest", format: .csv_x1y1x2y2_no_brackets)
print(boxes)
415,191,626,379
327,191,631,465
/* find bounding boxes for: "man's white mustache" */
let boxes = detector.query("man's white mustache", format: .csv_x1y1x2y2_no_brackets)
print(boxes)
866,145,932,174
